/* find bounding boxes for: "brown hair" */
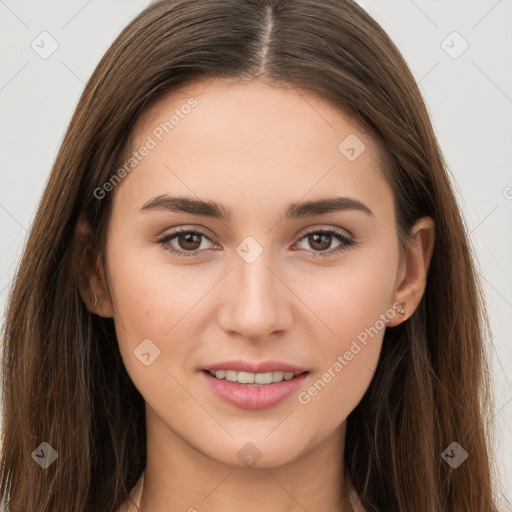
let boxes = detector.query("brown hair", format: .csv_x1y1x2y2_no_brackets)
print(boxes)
0,1,504,510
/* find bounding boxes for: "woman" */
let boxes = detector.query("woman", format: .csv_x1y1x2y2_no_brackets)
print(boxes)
0,1,502,511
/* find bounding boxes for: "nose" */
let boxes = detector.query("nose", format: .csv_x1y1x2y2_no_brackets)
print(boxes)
217,246,294,341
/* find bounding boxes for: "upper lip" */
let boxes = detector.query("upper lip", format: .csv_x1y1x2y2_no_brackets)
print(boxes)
202,359,308,374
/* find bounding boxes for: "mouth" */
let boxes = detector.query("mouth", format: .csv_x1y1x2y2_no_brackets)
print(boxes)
202,369,309,385
200,369,310,410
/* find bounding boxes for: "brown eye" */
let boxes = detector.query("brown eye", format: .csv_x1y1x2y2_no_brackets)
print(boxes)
308,233,332,251
177,232,202,251
295,228,354,258
157,228,216,258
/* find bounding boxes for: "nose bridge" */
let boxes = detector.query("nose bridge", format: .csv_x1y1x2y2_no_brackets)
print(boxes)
218,238,291,338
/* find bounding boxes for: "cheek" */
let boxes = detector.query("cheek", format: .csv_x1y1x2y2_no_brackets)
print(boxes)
311,282,386,388
106,238,209,334
104,241,210,382
300,252,396,349
292,252,396,425
294,302,386,446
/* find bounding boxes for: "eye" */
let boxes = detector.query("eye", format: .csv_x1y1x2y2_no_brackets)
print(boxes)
156,227,218,258
294,227,354,258
156,226,354,259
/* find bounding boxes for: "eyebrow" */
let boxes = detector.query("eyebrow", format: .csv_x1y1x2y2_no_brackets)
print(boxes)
140,194,373,219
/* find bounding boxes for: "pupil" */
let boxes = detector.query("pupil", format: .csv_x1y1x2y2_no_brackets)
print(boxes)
310,233,331,250
179,233,201,250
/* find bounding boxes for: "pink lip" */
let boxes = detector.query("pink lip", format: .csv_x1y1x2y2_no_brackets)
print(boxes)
200,370,309,410
202,359,307,374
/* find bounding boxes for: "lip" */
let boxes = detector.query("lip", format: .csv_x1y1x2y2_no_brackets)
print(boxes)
200,370,309,410
202,359,308,374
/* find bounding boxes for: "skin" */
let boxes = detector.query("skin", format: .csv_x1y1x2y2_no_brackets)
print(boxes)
77,77,434,512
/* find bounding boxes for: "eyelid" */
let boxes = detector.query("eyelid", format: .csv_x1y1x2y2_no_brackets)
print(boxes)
297,224,354,241
156,224,354,242
155,226,219,257
156,224,355,258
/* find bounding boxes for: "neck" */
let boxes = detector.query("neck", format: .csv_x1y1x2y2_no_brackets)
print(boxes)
138,407,352,512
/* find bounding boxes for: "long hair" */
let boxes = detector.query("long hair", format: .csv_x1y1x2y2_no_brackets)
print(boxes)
0,1,502,510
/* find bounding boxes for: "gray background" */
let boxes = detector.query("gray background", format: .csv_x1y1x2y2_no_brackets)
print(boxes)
1,0,511,504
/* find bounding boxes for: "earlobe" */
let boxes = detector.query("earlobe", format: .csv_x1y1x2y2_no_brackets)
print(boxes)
387,216,435,327
73,216,114,318
90,259,114,318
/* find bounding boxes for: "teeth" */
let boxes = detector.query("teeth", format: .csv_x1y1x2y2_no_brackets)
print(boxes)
272,371,284,382
208,369,300,384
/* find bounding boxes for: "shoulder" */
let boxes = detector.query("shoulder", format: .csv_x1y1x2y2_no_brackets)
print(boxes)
349,485,367,512
116,472,144,512
347,473,367,512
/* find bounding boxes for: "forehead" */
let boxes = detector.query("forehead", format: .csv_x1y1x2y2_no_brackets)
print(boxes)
132,77,378,155
115,77,393,219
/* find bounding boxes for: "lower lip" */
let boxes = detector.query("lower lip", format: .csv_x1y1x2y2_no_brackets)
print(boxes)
200,370,309,410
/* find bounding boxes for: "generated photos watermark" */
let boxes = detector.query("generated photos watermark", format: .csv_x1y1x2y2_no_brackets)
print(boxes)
297,302,402,405
93,97,198,200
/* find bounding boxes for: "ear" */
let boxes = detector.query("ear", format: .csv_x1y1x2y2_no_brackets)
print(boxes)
387,216,435,327
73,215,114,318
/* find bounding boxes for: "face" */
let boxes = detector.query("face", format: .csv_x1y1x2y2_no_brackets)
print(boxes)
100,77,404,469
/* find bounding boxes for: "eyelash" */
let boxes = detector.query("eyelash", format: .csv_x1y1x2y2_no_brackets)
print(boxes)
156,226,354,259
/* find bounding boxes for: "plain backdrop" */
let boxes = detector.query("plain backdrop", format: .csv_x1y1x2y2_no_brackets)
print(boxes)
1,0,511,505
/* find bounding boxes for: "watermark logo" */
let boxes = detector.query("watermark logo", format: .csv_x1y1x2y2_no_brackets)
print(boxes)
441,442,468,468
338,134,366,161
134,338,161,366
31,442,58,468
236,236,264,264
31,31,59,59
237,442,262,467
441,31,469,60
